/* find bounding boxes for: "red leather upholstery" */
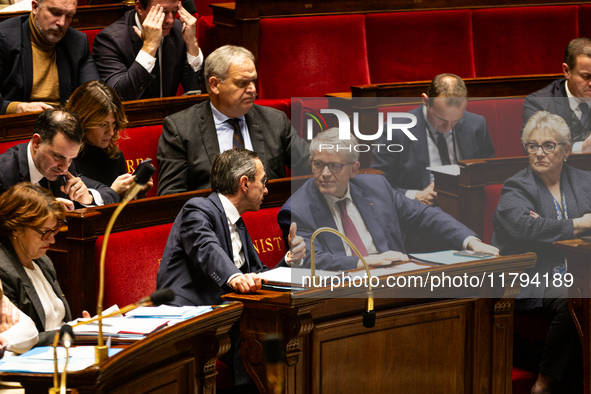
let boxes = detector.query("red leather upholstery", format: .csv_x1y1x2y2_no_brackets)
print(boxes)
366,10,475,83
95,223,173,309
579,5,591,37
198,15,219,59
117,125,162,198
466,100,498,150
512,367,538,394
242,206,285,268
472,6,578,77
493,98,527,158
82,29,101,53
254,98,292,119
257,15,370,99
0,139,26,155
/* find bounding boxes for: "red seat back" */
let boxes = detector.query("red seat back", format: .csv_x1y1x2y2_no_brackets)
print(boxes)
493,98,527,158
366,10,475,83
0,139,26,155
242,206,286,268
198,15,219,59
117,125,162,198
82,28,101,53
258,15,370,99
95,223,173,308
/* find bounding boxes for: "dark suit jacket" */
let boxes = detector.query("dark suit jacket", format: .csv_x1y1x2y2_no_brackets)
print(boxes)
92,10,204,101
371,105,495,194
0,14,98,114
522,79,572,135
492,165,591,307
156,193,268,306
0,142,120,207
0,237,72,346
157,100,310,195
278,174,477,271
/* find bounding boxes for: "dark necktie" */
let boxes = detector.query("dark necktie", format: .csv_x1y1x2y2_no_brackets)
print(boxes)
437,132,451,165
226,118,244,149
236,218,249,271
336,199,368,257
38,177,49,190
579,102,590,126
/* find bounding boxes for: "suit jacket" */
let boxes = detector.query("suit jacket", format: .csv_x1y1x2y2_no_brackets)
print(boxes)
0,14,98,114
278,174,477,271
157,100,310,195
522,79,571,134
370,105,495,194
492,165,591,308
0,237,72,346
0,142,120,207
156,193,268,306
92,10,204,101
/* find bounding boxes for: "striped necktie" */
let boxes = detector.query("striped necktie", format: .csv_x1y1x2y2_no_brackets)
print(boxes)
226,118,244,149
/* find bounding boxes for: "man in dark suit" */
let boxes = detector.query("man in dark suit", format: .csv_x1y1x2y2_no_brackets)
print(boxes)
0,109,120,209
522,37,591,154
279,129,498,271
157,45,310,195
92,0,204,101
0,0,98,115
371,74,495,205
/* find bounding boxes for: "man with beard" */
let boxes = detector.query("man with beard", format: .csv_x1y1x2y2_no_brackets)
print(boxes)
0,0,99,114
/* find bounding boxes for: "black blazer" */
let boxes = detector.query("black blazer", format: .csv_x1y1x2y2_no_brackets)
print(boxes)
93,10,205,101
0,14,98,114
522,79,572,135
371,105,495,194
0,142,120,207
157,193,268,306
0,237,72,346
157,100,310,195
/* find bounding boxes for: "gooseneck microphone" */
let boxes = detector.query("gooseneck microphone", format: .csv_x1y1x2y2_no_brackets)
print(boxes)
49,325,76,394
310,227,376,328
96,163,155,363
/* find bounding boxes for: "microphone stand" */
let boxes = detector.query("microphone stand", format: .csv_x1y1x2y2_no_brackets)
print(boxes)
310,227,376,328
95,165,155,364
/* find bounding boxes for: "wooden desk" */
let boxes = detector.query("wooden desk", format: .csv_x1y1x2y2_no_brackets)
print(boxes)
554,239,591,394
433,154,591,237
0,302,243,394
223,253,536,394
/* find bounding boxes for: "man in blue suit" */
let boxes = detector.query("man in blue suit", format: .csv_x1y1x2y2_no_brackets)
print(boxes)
279,128,498,271
371,74,495,205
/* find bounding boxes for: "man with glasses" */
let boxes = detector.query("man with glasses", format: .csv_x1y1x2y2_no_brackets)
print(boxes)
278,128,498,271
371,74,495,206
0,108,119,210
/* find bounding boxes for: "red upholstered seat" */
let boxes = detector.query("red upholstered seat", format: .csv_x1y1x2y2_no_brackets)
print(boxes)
483,184,503,244
117,125,162,198
257,15,370,99
579,5,591,37
472,6,578,77
493,98,527,158
198,15,218,59
95,223,173,309
254,98,292,119
512,367,538,394
0,139,26,155
242,206,286,268
82,29,101,53
466,99,498,152
365,10,475,83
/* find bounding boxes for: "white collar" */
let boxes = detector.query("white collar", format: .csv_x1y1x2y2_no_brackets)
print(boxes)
26,141,44,186
210,102,246,128
218,193,241,225
322,184,353,208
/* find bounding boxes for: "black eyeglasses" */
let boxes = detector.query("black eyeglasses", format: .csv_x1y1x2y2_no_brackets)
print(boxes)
310,159,355,174
29,220,67,240
523,141,567,155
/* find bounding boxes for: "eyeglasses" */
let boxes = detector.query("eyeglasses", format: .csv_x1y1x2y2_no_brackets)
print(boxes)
29,220,67,240
523,142,567,155
310,159,355,174
262,176,268,188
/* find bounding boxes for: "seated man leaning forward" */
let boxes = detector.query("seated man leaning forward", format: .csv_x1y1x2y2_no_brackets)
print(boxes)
157,45,310,195
157,148,305,306
371,73,495,206
279,128,499,271
0,0,98,114
0,108,120,210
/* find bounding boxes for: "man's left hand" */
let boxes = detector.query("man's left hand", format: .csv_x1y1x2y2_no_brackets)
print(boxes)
178,1,199,57
467,239,499,256
287,222,306,264
61,171,93,205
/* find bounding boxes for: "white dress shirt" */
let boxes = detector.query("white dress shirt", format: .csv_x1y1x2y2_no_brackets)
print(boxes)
210,103,254,152
564,82,589,154
218,193,246,285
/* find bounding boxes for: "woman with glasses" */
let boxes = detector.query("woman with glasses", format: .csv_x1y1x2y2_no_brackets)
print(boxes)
492,110,591,393
0,182,73,346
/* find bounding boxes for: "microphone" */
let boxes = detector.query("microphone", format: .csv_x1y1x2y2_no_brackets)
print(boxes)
264,334,284,394
59,325,74,394
96,161,156,364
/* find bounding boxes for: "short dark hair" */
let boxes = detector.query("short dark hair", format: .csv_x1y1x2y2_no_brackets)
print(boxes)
564,38,591,71
137,0,150,9
427,73,468,107
33,108,84,145
210,149,260,195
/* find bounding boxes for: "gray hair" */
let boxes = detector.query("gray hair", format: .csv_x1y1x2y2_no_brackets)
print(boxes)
426,73,468,108
204,45,255,93
522,111,571,145
310,128,360,163
210,148,260,195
